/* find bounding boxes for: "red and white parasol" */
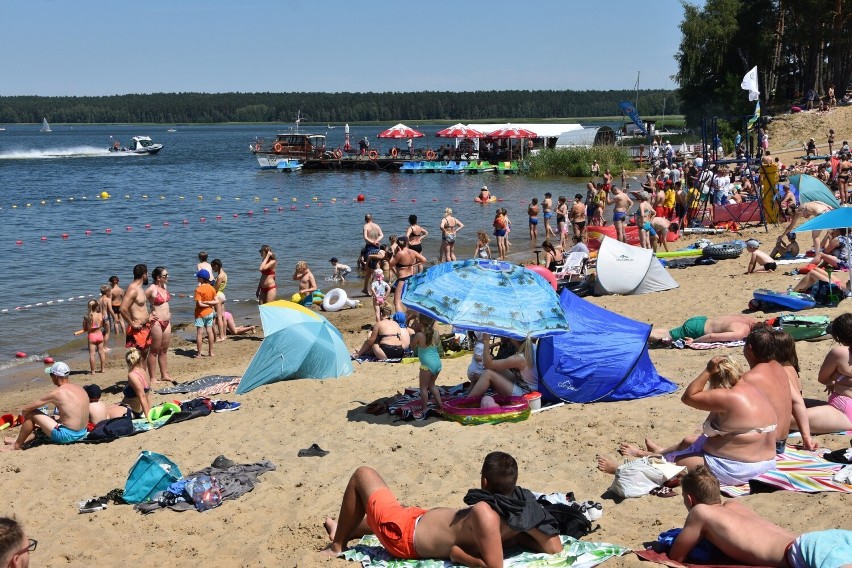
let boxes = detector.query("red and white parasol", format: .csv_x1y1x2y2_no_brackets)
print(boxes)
435,124,486,139
377,123,425,139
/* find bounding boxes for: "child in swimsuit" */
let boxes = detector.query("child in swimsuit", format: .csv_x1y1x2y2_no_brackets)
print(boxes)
412,315,443,417
98,284,112,350
370,269,390,322
83,299,105,374
474,230,492,259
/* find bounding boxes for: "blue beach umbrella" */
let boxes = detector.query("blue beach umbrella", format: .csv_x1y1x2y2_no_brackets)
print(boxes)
793,207,852,291
401,259,569,340
237,300,353,394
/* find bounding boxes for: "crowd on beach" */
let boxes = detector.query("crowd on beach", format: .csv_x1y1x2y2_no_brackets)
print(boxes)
5,123,852,566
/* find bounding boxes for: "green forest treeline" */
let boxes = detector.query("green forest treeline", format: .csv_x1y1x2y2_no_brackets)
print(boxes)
0,90,680,124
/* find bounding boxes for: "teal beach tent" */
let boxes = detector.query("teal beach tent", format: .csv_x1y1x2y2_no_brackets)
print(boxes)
789,174,840,208
237,300,353,394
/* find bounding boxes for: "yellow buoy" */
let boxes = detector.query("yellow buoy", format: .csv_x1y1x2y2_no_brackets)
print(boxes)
198,195,203,200
100,191,109,199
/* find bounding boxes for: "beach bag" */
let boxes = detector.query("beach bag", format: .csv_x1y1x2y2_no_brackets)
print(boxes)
123,451,183,504
609,457,684,499
811,281,844,307
87,414,133,442
779,314,830,341
536,498,593,538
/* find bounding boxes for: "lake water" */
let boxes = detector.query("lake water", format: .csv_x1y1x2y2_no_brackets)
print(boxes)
0,123,604,376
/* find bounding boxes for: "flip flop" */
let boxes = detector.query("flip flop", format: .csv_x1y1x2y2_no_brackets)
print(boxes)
650,486,678,498
297,443,329,457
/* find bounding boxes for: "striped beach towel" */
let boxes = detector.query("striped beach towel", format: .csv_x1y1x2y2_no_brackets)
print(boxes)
721,446,851,497
341,534,628,567
635,549,770,568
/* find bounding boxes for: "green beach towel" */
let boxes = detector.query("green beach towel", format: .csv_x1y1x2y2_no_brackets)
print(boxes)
340,534,628,567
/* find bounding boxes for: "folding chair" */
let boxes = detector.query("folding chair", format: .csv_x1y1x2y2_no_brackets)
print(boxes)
553,252,589,282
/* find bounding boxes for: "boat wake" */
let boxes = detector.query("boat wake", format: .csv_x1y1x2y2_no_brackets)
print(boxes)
0,146,129,160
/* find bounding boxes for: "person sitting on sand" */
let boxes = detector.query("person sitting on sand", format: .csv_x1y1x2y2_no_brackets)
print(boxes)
649,314,757,345
106,348,153,422
769,232,800,259
352,304,409,360
2,362,89,451
0,516,36,567
668,466,852,567
465,333,538,399
83,384,109,425
220,311,255,337
791,265,844,294
604,354,778,486
804,313,852,434
322,451,562,563
810,228,850,270
745,239,777,273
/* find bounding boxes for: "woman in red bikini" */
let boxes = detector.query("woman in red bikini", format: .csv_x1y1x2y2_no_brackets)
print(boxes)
257,244,277,304
145,266,174,384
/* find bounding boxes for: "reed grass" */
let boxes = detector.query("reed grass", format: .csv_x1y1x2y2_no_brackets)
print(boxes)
525,146,633,177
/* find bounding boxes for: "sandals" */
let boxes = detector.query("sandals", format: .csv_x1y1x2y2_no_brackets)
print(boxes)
649,486,678,498
297,443,329,458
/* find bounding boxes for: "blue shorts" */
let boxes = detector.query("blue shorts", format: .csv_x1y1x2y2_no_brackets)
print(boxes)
494,229,507,237
543,212,553,220
529,218,538,225
50,424,88,444
613,211,626,222
195,313,215,327
642,222,657,237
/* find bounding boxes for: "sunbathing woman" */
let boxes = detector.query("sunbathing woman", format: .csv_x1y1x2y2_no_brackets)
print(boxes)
256,245,277,304
804,313,852,434
107,348,152,422
464,333,538,398
145,266,173,383
615,355,778,486
351,304,408,360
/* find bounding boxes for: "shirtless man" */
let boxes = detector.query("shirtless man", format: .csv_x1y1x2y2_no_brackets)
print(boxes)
569,193,586,243
781,200,833,254
778,184,797,220
108,275,125,335
363,214,384,257
527,198,539,242
650,217,671,253
670,466,852,567
542,192,555,238
741,325,816,451
293,261,318,305
119,264,151,355
649,313,756,345
322,452,561,565
606,186,633,243
2,362,89,450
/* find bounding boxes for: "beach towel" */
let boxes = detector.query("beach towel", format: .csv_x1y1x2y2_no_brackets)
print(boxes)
154,375,241,395
386,385,466,421
720,446,852,497
634,549,771,568
672,340,745,350
340,534,628,568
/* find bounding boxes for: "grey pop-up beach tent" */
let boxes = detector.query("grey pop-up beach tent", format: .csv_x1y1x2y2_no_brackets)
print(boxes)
594,236,679,295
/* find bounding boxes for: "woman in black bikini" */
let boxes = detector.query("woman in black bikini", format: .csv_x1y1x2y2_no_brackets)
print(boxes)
351,304,409,360
405,214,428,272
541,241,564,273
389,236,426,313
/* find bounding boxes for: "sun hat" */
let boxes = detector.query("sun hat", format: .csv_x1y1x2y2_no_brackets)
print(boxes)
373,269,384,279
46,361,70,377
195,269,211,281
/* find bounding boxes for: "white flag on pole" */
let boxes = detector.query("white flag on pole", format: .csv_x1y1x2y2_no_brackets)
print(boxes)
741,66,760,101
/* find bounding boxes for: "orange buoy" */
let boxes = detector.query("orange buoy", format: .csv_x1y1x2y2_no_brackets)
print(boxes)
61,233,69,239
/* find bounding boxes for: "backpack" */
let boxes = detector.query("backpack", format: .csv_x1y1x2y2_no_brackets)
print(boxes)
536,497,593,539
810,281,844,307
87,413,134,442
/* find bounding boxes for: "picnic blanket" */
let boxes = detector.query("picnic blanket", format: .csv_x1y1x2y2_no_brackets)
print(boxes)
340,534,628,568
154,375,241,396
634,549,771,568
720,446,852,497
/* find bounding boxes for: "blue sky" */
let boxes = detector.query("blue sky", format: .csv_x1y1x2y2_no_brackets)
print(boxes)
1,0,690,96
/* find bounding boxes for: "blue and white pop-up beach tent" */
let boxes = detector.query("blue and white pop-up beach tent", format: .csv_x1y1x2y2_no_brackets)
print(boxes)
536,290,677,403
237,300,353,394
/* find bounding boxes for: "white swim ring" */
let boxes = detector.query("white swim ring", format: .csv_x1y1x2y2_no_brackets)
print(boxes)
322,288,349,312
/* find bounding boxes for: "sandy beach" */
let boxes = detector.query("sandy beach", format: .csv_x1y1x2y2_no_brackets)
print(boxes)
2,108,851,567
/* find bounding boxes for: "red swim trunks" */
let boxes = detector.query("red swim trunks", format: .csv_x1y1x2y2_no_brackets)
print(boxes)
125,322,152,350
366,487,427,559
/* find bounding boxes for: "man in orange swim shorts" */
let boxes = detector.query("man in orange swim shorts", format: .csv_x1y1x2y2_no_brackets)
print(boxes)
322,452,562,566
120,264,152,353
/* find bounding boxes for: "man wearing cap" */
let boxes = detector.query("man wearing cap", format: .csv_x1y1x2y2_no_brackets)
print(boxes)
120,263,152,353
1,362,89,451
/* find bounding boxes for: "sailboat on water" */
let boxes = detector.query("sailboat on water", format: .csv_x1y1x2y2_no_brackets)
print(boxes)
41,118,51,133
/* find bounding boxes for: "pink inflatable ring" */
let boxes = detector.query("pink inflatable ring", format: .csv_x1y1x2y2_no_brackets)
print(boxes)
441,396,530,425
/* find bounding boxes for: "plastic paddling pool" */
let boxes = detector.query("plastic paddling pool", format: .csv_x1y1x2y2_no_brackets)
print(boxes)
441,396,530,425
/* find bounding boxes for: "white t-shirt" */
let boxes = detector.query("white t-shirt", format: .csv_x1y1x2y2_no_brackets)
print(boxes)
467,340,485,380
371,280,390,302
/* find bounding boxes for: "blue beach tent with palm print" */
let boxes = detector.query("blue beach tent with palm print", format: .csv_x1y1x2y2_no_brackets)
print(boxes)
536,290,677,403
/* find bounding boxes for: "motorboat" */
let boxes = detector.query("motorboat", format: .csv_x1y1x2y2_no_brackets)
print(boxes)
41,118,51,133
109,136,163,155
251,131,327,170
275,159,303,172
167,128,177,133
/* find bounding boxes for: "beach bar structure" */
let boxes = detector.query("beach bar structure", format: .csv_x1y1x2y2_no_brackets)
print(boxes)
554,126,616,148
